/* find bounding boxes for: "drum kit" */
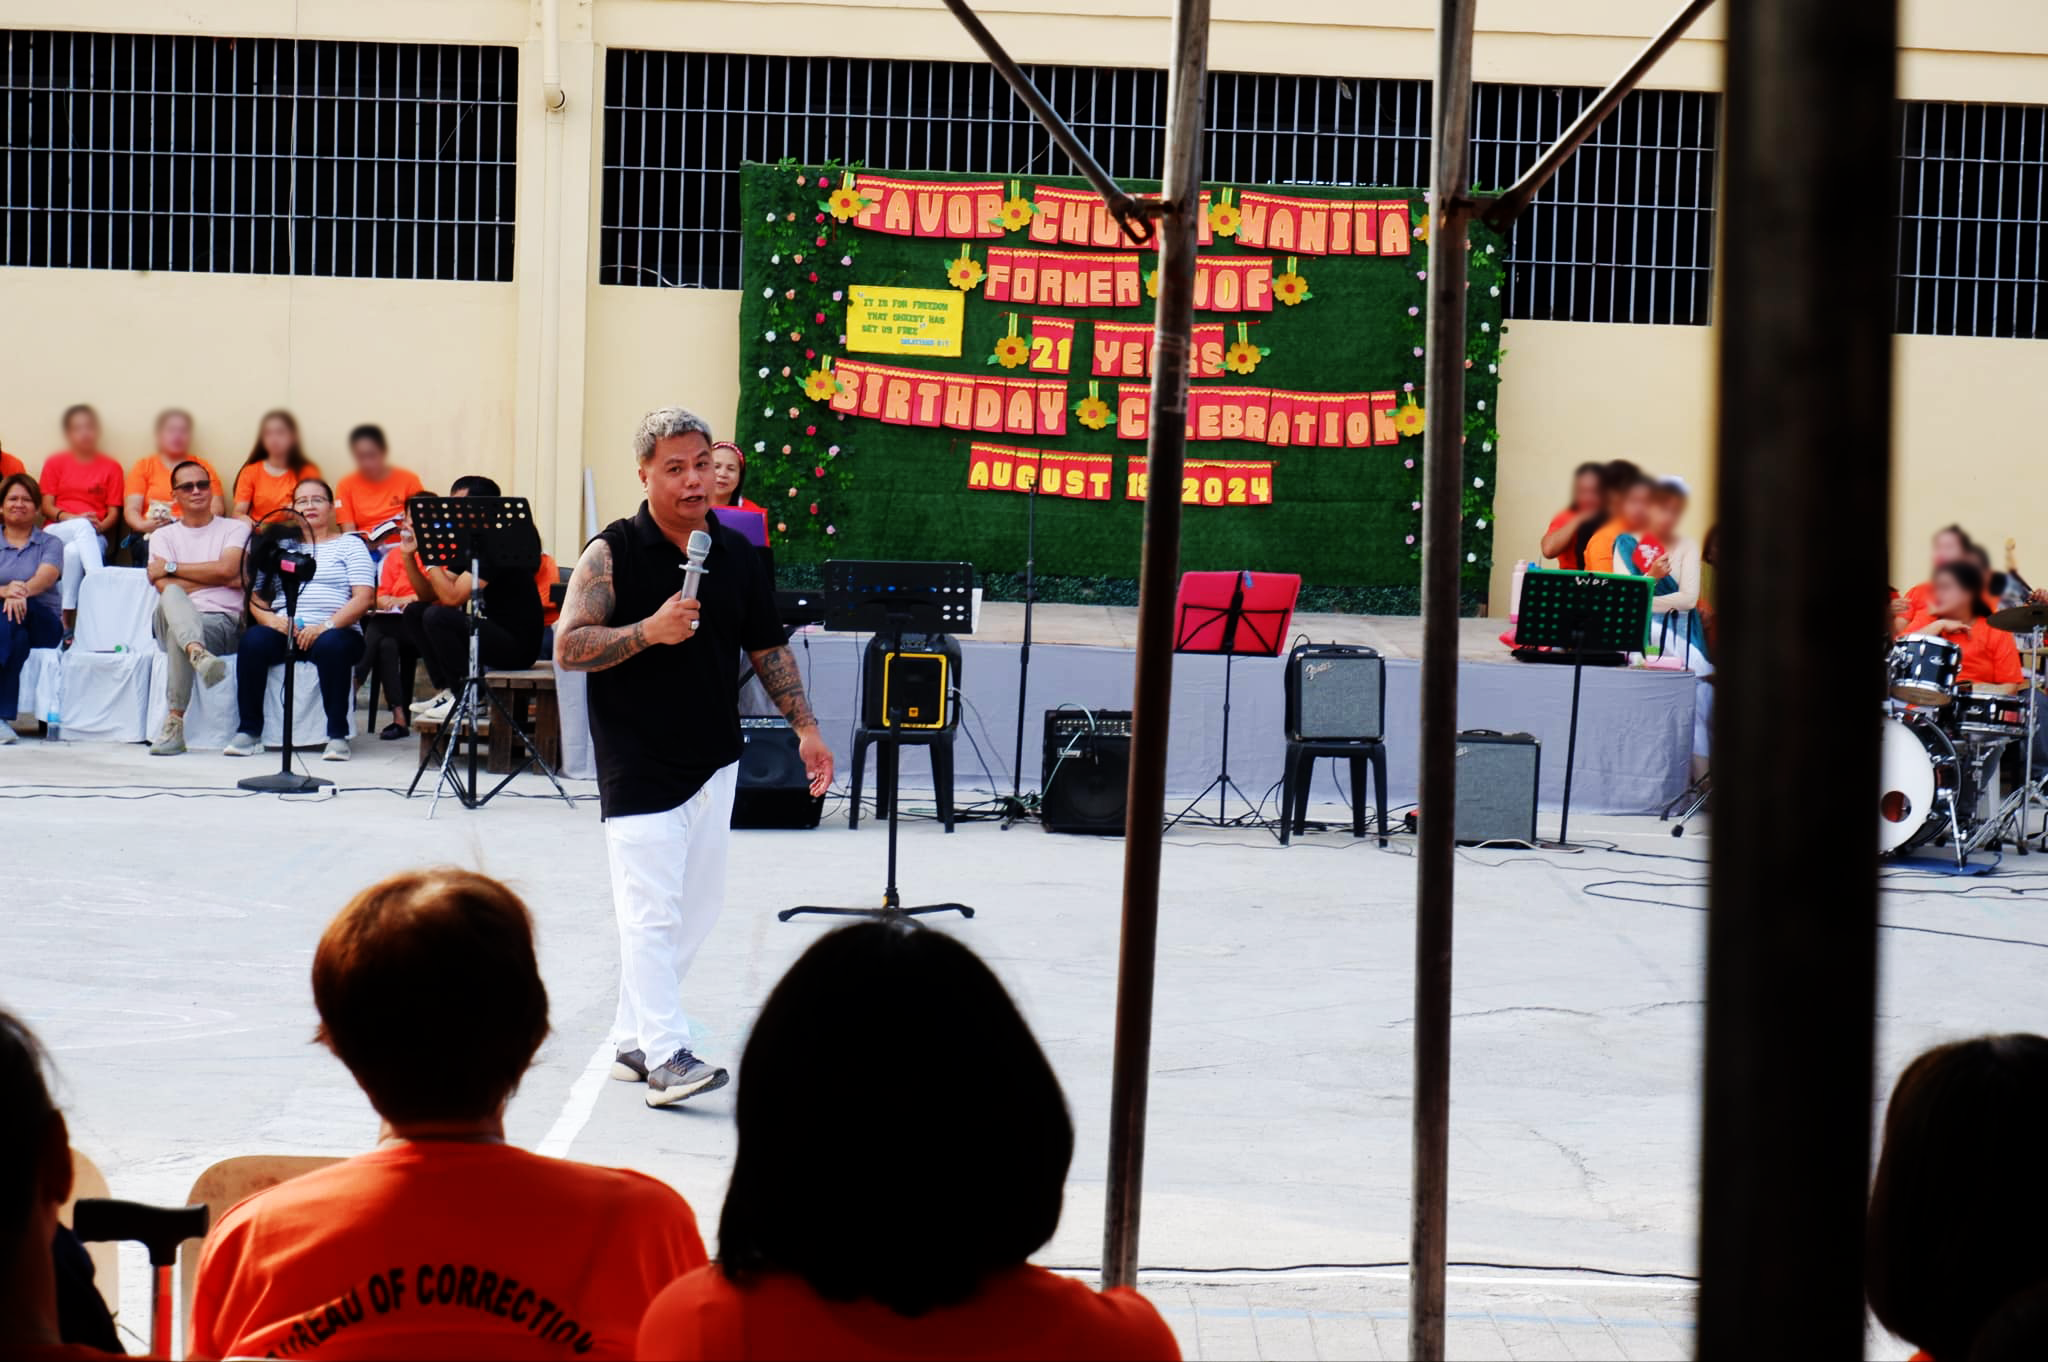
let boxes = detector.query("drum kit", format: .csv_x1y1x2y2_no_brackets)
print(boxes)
1879,602,2048,867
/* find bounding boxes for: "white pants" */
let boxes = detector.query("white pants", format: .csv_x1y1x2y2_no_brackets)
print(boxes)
603,762,739,1066
46,519,105,610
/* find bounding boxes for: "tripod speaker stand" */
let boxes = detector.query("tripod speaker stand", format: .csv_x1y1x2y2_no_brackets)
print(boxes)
404,495,575,816
780,559,977,924
1166,570,1301,831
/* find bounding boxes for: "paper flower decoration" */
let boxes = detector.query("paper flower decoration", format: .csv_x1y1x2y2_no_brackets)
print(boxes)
1208,196,1242,237
823,185,869,221
1412,214,1430,243
993,196,1035,232
1144,269,1158,299
1073,386,1112,431
1273,270,1311,306
1395,398,1426,438
946,250,985,292
1223,341,1264,375
989,334,1030,369
802,368,839,401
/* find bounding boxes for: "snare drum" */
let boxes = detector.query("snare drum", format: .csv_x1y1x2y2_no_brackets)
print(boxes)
1947,690,2028,739
1889,635,1963,707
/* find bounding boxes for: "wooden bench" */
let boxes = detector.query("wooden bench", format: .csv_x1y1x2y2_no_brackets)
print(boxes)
414,665,561,775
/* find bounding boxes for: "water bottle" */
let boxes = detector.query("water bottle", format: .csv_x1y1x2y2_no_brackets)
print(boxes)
46,703,59,743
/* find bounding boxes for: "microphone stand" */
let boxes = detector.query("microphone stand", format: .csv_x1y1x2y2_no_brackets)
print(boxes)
1000,471,1041,829
237,562,330,794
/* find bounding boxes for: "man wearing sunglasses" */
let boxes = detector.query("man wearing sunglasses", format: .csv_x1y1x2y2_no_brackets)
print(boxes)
146,459,250,756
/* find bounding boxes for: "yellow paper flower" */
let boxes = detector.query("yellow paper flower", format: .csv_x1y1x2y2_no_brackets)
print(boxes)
802,369,838,401
826,186,868,222
995,196,1035,232
1223,341,1263,375
1208,199,1242,237
1411,213,1430,243
1074,396,1112,430
947,256,985,291
1274,270,1310,306
1144,269,1159,299
990,334,1030,369
1395,400,1426,437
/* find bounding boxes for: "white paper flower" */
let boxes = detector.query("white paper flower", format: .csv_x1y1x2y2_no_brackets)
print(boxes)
766,212,777,223
765,330,777,341
1480,322,1491,332
1412,346,1424,358
840,255,852,266
763,407,773,417
1466,552,1477,563
757,367,769,378
832,290,843,301
1489,285,1500,297
1477,400,1487,411
1476,519,1487,529
1473,477,1485,488
754,441,766,453
1485,244,1496,254
762,287,773,298
1488,364,1497,374
771,254,781,264
1482,441,1493,452
1410,501,1422,511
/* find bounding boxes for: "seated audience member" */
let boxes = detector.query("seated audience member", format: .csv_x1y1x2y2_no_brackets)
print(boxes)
334,424,425,555
1585,471,1653,575
0,444,22,481
1539,461,1606,570
1896,524,1974,633
1902,561,2021,694
124,408,223,537
146,460,251,756
363,542,421,740
189,869,707,1361
710,441,771,542
0,1009,125,1361
1866,1034,2048,1362
0,475,63,746
638,919,1180,1362
1631,478,1707,661
38,405,125,630
232,409,322,525
399,476,544,725
226,479,373,763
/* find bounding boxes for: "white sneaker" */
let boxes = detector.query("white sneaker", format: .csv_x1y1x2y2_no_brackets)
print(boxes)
322,739,351,762
223,732,264,757
409,689,452,716
413,691,456,724
0,723,16,746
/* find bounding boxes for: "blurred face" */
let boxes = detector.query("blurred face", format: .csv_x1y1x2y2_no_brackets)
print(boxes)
261,416,295,462
64,411,99,455
172,466,214,516
2,484,35,527
1645,491,1685,541
1930,570,1971,620
351,438,389,478
158,414,192,456
1571,469,1604,515
1618,483,1654,530
640,433,714,531
711,447,742,502
292,482,335,534
1931,530,1966,568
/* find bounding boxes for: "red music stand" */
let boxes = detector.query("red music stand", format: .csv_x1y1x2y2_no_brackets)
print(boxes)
1167,570,1301,829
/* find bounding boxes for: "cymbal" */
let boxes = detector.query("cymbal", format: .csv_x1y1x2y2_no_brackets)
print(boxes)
1990,602,2048,632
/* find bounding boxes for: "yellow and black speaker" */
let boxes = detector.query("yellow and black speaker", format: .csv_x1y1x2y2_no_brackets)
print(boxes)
861,632,962,731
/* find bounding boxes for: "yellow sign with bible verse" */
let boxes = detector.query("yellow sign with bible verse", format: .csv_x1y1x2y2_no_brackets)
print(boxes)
845,285,965,357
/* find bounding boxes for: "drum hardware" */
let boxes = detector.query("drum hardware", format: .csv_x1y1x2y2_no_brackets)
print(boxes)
1889,634,1963,707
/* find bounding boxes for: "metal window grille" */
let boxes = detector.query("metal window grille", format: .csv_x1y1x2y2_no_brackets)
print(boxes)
1895,101,2046,339
599,52,1719,326
2,29,517,280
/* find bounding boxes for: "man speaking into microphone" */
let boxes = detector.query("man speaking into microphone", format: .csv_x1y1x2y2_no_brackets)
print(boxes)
555,407,832,1107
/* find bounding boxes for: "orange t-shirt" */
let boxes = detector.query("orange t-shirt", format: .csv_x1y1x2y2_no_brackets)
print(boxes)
0,451,24,481
190,1141,706,1361
128,453,223,513
1546,508,1583,570
377,548,420,604
1903,611,2023,687
39,451,126,521
535,552,562,626
337,467,425,535
1582,518,1624,574
638,1264,1181,1361
234,461,322,523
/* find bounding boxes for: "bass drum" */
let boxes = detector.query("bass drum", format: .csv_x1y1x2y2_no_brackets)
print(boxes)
1879,711,1960,855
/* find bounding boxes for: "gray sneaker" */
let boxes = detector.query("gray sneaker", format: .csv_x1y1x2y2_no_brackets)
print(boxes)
192,648,228,689
0,722,15,746
149,716,187,756
610,1049,648,1082
645,1049,729,1107
321,738,351,762
223,732,264,757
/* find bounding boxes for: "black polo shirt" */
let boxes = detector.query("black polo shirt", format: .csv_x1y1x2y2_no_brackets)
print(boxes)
587,503,785,819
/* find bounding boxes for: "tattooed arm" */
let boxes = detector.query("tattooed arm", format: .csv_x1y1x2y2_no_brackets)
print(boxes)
554,538,703,672
748,643,834,794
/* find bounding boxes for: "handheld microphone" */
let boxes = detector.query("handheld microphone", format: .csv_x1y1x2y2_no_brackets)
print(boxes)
680,530,712,601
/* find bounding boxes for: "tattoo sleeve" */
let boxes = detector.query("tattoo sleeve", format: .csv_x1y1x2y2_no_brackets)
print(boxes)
750,645,818,731
553,540,656,673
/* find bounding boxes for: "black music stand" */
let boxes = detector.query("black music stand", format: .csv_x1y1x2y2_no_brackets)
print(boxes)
780,559,978,924
403,495,575,815
1166,570,1301,830
1514,569,1652,846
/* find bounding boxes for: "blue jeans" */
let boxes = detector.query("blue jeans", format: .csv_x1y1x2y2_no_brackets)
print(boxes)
0,605,64,720
236,624,367,740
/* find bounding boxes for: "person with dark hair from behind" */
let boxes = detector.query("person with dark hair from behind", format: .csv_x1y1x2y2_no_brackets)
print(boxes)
0,1008,125,1360
396,474,544,726
638,920,1180,1361
1967,1281,2048,1362
189,869,706,1360
1866,1034,2048,1362
334,424,425,557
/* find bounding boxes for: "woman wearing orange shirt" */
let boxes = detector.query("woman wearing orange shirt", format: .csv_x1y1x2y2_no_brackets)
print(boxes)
1901,562,2022,692
638,920,1179,1362
124,408,224,535
231,409,321,525
1866,1033,2048,1362
1894,524,1974,634
709,441,771,543
1539,462,1606,570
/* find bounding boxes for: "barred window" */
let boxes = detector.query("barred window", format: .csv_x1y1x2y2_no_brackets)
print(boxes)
1896,101,2046,339
599,52,1719,326
2,30,518,280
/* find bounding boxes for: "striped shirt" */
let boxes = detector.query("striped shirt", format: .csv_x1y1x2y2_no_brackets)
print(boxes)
267,533,375,629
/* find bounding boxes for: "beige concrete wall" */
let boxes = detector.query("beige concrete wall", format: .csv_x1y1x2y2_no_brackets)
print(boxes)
6,0,2048,600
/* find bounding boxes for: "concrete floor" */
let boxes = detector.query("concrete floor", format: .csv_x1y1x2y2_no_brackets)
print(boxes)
5,732,2036,1358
